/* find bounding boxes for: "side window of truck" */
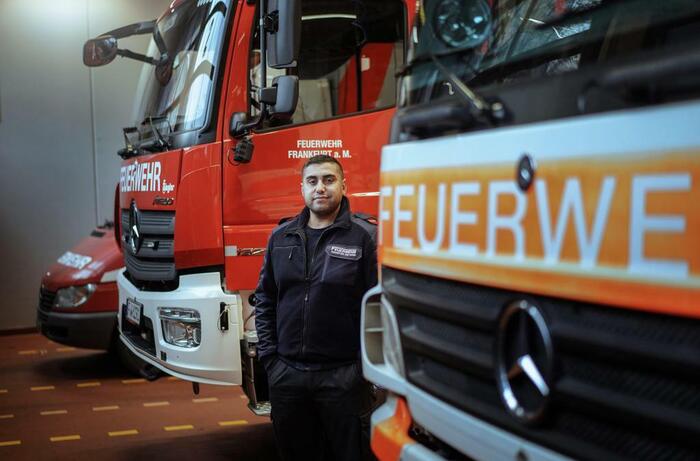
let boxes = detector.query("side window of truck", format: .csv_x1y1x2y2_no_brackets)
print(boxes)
249,0,405,126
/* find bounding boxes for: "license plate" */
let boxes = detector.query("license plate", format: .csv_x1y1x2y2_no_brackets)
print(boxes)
125,298,142,326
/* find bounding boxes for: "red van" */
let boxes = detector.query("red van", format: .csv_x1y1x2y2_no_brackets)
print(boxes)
37,222,123,350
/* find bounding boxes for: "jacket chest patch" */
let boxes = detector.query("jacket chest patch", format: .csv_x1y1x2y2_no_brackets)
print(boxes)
326,244,362,261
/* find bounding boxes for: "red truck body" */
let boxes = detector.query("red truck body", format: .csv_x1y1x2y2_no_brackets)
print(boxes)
85,0,415,411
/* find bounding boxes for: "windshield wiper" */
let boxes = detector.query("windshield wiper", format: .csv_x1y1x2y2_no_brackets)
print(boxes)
117,116,172,158
398,47,506,123
429,53,507,123
118,127,142,159
391,52,507,142
143,116,172,151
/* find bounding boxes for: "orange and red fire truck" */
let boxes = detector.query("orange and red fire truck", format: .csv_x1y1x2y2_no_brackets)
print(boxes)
361,0,700,460
84,0,414,412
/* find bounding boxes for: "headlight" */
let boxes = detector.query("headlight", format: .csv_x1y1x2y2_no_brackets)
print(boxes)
54,284,96,308
381,300,406,377
159,307,201,348
433,0,491,49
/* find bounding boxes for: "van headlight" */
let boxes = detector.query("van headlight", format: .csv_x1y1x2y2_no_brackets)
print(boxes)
54,284,96,308
159,307,201,348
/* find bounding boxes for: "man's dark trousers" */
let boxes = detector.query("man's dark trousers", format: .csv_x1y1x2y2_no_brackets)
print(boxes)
268,359,371,461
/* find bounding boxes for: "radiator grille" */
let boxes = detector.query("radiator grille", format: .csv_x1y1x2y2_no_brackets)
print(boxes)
383,267,700,461
121,209,176,283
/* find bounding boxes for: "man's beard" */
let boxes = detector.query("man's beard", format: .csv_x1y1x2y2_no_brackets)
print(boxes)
308,198,340,217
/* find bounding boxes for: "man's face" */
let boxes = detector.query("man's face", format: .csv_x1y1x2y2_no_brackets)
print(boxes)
301,162,346,217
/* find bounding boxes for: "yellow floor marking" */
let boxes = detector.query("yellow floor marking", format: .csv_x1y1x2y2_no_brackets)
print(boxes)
108,429,138,437
192,397,218,403
50,435,81,442
218,420,248,427
30,386,55,392
166,377,179,381
41,410,68,416
0,440,21,447
164,425,194,432
18,350,38,355
92,405,119,412
0,390,8,394
56,347,76,352
143,401,170,407
0,414,14,419
122,378,146,384
77,382,101,388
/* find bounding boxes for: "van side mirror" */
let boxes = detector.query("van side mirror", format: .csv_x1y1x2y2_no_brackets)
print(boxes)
268,75,299,120
265,0,300,68
83,36,118,66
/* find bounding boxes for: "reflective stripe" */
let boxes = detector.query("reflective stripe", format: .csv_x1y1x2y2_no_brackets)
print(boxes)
371,396,416,461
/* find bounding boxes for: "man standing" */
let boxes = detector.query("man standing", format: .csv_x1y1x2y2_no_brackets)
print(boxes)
254,155,377,461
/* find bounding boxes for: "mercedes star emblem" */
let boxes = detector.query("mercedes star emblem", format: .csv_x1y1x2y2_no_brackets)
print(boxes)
496,300,553,424
126,200,142,255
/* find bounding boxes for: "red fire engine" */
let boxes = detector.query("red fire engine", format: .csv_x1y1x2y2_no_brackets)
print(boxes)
84,0,414,412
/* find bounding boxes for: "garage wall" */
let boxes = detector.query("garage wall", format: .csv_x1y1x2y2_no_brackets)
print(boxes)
0,0,170,330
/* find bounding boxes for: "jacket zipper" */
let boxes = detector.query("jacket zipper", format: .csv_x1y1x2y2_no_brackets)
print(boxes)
298,225,334,358
296,229,308,358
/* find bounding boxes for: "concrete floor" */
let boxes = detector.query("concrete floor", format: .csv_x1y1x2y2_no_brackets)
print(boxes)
0,333,279,460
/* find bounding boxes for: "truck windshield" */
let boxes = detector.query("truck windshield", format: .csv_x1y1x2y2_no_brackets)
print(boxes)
131,0,231,144
402,0,700,106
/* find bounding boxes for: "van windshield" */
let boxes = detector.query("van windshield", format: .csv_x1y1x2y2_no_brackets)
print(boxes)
402,0,700,106
131,0,231,142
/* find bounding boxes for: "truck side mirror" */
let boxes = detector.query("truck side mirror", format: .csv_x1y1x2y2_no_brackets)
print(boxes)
268,75,299,120
83,36,118,67
265,0,300,68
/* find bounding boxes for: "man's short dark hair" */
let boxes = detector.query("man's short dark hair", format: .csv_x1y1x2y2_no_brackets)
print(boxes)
301,155,344,179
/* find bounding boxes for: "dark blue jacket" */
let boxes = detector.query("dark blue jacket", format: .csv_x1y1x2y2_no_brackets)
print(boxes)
254,197,377,365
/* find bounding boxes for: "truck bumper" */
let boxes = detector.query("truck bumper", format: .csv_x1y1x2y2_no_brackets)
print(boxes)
37,308,115,350
117,271,242,386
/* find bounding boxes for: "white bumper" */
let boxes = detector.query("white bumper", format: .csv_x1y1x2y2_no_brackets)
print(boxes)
118,270,242,386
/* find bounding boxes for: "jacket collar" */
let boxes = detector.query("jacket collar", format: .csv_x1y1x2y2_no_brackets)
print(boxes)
286,196,352,235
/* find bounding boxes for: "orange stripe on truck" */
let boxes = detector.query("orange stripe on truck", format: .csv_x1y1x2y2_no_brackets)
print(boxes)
379,150,700,318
